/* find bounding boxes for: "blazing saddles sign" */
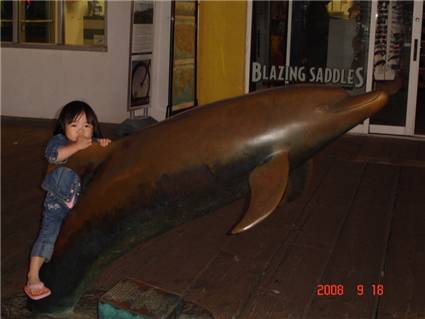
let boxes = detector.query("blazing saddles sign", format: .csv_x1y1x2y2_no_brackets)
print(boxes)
251,63,365,88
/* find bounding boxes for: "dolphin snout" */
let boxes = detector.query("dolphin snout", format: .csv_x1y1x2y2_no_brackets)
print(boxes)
317,90,388,115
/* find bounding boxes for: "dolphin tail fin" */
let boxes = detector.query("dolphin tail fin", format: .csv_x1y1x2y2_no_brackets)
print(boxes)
231,152,289,234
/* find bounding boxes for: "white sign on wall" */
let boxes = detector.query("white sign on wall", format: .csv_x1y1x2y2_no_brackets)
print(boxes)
128,0,154,110
132,1,153,54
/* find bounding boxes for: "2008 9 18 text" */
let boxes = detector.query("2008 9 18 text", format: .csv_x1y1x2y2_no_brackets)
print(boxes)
316,284,384,296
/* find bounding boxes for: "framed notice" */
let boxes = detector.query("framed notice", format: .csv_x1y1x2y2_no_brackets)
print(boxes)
128,0,154,111
167,1,198,116
130,54,151,107
132,0,153,54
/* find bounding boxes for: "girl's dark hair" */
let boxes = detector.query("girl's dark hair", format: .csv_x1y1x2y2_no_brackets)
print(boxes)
53,101,103,138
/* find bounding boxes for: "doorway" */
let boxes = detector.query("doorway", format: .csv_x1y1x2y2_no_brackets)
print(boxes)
369,0,424,136
248,0,424,137
414,3,425,136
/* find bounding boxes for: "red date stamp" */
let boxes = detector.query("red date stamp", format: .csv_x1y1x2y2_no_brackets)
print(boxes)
316,284,384,296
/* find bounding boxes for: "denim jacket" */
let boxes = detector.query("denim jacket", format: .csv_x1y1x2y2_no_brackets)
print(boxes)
41,134,81,204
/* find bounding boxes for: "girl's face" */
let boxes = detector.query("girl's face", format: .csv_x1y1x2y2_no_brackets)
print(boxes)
64,112,93,142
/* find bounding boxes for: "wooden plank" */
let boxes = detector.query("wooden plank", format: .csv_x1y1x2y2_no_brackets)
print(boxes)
180,154,335,318
317,134,366,161
355,136,421,163
357,136,393,160
377,166,425,319
304,163,399,319
376,211,416,319
92,200,245,294
407,234,425,319
296,203,350,249
1,190,45,239
2,231,37,268
352,163,399,207
239,160,365,318
1,120,51,235
417,140,425,161
184,251,270,319
295,153,367,250
169,192,308,317
297,149,370,250
240,245,330,319
309,160,366,207
182,199,309,318
1,121,52,298
386,139,419,162
222,201,301,261
356,138,424,168
396,167,425,210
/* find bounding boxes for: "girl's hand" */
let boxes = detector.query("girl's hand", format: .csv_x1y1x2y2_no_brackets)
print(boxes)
76,135,92,150
97,138,112,147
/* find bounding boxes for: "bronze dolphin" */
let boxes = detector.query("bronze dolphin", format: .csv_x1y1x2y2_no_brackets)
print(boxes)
29,85,388,313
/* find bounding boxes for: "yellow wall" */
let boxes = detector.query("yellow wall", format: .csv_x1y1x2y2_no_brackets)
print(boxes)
64,1,87,45
64,1,105,45
197,1,247,105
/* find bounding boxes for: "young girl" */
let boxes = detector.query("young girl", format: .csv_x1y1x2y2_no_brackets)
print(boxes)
24,101,111,300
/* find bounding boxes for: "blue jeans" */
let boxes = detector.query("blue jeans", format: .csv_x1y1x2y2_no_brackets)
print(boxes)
31,167,81,262
31,193,71,262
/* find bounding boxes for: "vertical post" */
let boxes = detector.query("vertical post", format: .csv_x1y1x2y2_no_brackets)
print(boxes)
245,0,253,93
285,0,293,85
363,0,378,134
167,1,176,118
12,1,18,42
406,0,424,135
58,1,63,45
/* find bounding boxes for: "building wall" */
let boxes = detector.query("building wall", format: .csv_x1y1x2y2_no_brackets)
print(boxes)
197,1,247,105
1,1,248,123
1,2,131,124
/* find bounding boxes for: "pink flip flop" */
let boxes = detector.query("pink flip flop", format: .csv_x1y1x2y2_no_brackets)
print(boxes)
24,282,51,300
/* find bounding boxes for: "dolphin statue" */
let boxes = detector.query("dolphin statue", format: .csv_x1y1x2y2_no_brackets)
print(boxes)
29,85,388,313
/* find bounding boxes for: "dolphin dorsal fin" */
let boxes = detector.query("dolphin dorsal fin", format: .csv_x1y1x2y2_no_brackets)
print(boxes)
231,151,289,234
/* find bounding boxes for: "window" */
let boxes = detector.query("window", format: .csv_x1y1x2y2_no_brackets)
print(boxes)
0,0,106,49
1,0,13,42
250,0,371,95
19,1,56,43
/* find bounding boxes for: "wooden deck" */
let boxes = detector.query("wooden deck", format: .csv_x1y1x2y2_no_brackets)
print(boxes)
2,116,425,319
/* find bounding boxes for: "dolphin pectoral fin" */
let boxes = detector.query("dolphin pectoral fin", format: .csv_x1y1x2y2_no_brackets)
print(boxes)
231,152,289,234
286,160,313,201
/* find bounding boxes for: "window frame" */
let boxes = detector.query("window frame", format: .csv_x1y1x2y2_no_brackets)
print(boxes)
19,1,57,44
1,0,107,52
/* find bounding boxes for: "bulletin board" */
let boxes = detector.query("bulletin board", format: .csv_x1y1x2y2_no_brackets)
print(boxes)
128,0,154,111
167,1,198,116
